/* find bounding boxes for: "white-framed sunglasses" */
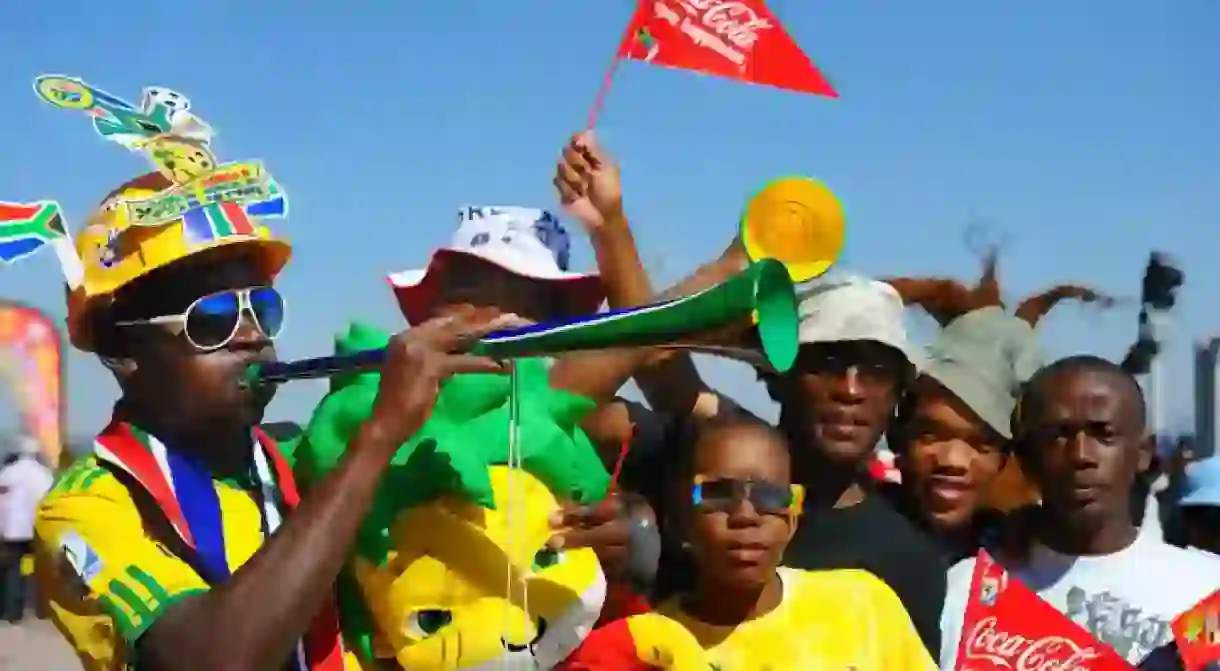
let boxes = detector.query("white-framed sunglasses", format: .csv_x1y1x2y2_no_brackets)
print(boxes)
114,286,286,352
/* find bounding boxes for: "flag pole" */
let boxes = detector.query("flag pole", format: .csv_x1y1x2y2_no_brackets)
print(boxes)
585,52,624,130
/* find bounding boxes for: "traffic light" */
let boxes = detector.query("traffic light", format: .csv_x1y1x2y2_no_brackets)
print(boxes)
1141,252,1184,311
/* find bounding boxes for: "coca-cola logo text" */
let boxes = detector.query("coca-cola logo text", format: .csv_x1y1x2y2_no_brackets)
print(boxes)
677,1,772,51
965,617,1102,671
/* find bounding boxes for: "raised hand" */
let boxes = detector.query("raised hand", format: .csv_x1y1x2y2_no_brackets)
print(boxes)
553,131,623,230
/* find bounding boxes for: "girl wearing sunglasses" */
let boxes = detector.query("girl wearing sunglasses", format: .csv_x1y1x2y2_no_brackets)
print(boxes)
560,417,935,669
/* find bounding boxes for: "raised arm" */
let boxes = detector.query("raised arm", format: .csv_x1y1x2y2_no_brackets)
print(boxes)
548,133,746,448
1013,283,1114,326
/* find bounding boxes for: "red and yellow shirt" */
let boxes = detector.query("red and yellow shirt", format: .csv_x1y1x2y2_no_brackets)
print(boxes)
562,567,936,670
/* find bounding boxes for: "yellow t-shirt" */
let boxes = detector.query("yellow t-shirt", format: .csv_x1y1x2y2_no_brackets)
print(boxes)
650,566,937,670
33,454,364,671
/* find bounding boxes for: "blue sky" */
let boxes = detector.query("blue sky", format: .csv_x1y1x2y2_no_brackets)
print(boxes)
1,0,1216,440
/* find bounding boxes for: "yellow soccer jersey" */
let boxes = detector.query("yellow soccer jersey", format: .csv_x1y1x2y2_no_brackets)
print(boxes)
34,454,364,671
651,566,937,670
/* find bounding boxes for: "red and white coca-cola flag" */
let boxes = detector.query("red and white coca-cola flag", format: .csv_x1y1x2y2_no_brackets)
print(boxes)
614,0,838,97
955,550,1136,671
1173,588,1220,671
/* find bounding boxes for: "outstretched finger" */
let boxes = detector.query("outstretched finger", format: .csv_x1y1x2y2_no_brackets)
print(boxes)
444,312,532,352
414,307,504,351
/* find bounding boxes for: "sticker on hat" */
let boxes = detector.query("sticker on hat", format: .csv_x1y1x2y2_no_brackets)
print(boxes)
35,75,289,251
34,75,218,184
34,75,213,151
122,161,282,227
739,176,845,283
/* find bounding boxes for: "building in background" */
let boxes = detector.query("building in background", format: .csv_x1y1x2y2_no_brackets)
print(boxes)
1196,338,1219,460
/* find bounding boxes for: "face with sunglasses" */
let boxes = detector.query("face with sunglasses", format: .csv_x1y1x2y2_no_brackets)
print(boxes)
677,421,800,591
107,252,283,433
779,341,909,468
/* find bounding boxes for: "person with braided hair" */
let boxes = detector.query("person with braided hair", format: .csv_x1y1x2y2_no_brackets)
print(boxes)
884,246,1115,561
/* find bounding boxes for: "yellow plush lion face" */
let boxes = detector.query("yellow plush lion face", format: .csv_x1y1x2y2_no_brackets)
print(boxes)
351,466,606,669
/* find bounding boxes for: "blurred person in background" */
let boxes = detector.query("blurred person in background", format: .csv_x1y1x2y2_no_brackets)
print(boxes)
1157,435,1198,547
1177,455,1220,557
0,436,53,624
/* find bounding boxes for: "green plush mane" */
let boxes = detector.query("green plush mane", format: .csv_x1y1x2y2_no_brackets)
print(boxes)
292,322,610,564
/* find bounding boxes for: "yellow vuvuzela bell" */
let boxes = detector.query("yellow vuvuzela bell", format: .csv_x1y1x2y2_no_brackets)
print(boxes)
740,176,846,283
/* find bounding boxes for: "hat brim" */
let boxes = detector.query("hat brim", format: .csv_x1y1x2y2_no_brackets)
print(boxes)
920,361,1015,439
387,248,604,325
69,237,291,352
797,329,919,371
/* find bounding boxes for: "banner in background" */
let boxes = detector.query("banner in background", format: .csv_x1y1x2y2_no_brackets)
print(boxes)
0,301,64,465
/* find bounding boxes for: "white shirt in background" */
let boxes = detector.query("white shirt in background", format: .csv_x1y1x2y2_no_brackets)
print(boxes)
0,456,54,541
941,531,1220,668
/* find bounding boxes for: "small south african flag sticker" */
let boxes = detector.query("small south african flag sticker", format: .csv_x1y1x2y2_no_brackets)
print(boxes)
182,202,255,245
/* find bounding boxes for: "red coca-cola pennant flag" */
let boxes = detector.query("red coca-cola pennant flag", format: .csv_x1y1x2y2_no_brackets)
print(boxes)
1173,588,1220,671
955,550,1136,671
614,0,838,98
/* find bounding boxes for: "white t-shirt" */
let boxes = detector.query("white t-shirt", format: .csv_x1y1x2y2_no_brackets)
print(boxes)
941,531,1220,668
0,457,54,541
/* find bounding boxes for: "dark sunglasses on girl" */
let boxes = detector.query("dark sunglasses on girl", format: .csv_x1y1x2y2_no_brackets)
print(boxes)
691,476,805,516
114,286,286,351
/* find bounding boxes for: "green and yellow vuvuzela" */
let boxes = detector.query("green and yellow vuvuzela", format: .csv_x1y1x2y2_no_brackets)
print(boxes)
244,257,800,386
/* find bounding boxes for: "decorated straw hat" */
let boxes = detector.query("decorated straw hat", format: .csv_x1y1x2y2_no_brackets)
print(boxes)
66,171,291,352
28,75,293,352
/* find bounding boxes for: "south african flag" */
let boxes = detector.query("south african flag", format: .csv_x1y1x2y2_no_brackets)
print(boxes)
182,201,255,245
0,201,65,264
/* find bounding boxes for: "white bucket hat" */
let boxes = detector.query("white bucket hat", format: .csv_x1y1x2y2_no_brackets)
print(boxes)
388,205,604,325
795,274,917,367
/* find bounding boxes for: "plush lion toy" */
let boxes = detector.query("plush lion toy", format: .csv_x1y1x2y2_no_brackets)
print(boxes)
290,322,611,670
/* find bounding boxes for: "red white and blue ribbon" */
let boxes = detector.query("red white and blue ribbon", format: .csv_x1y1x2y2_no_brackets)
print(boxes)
93,421,346,671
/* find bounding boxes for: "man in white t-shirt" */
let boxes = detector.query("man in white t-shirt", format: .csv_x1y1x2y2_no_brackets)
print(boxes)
940,356,1220,669
0,437,54,623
